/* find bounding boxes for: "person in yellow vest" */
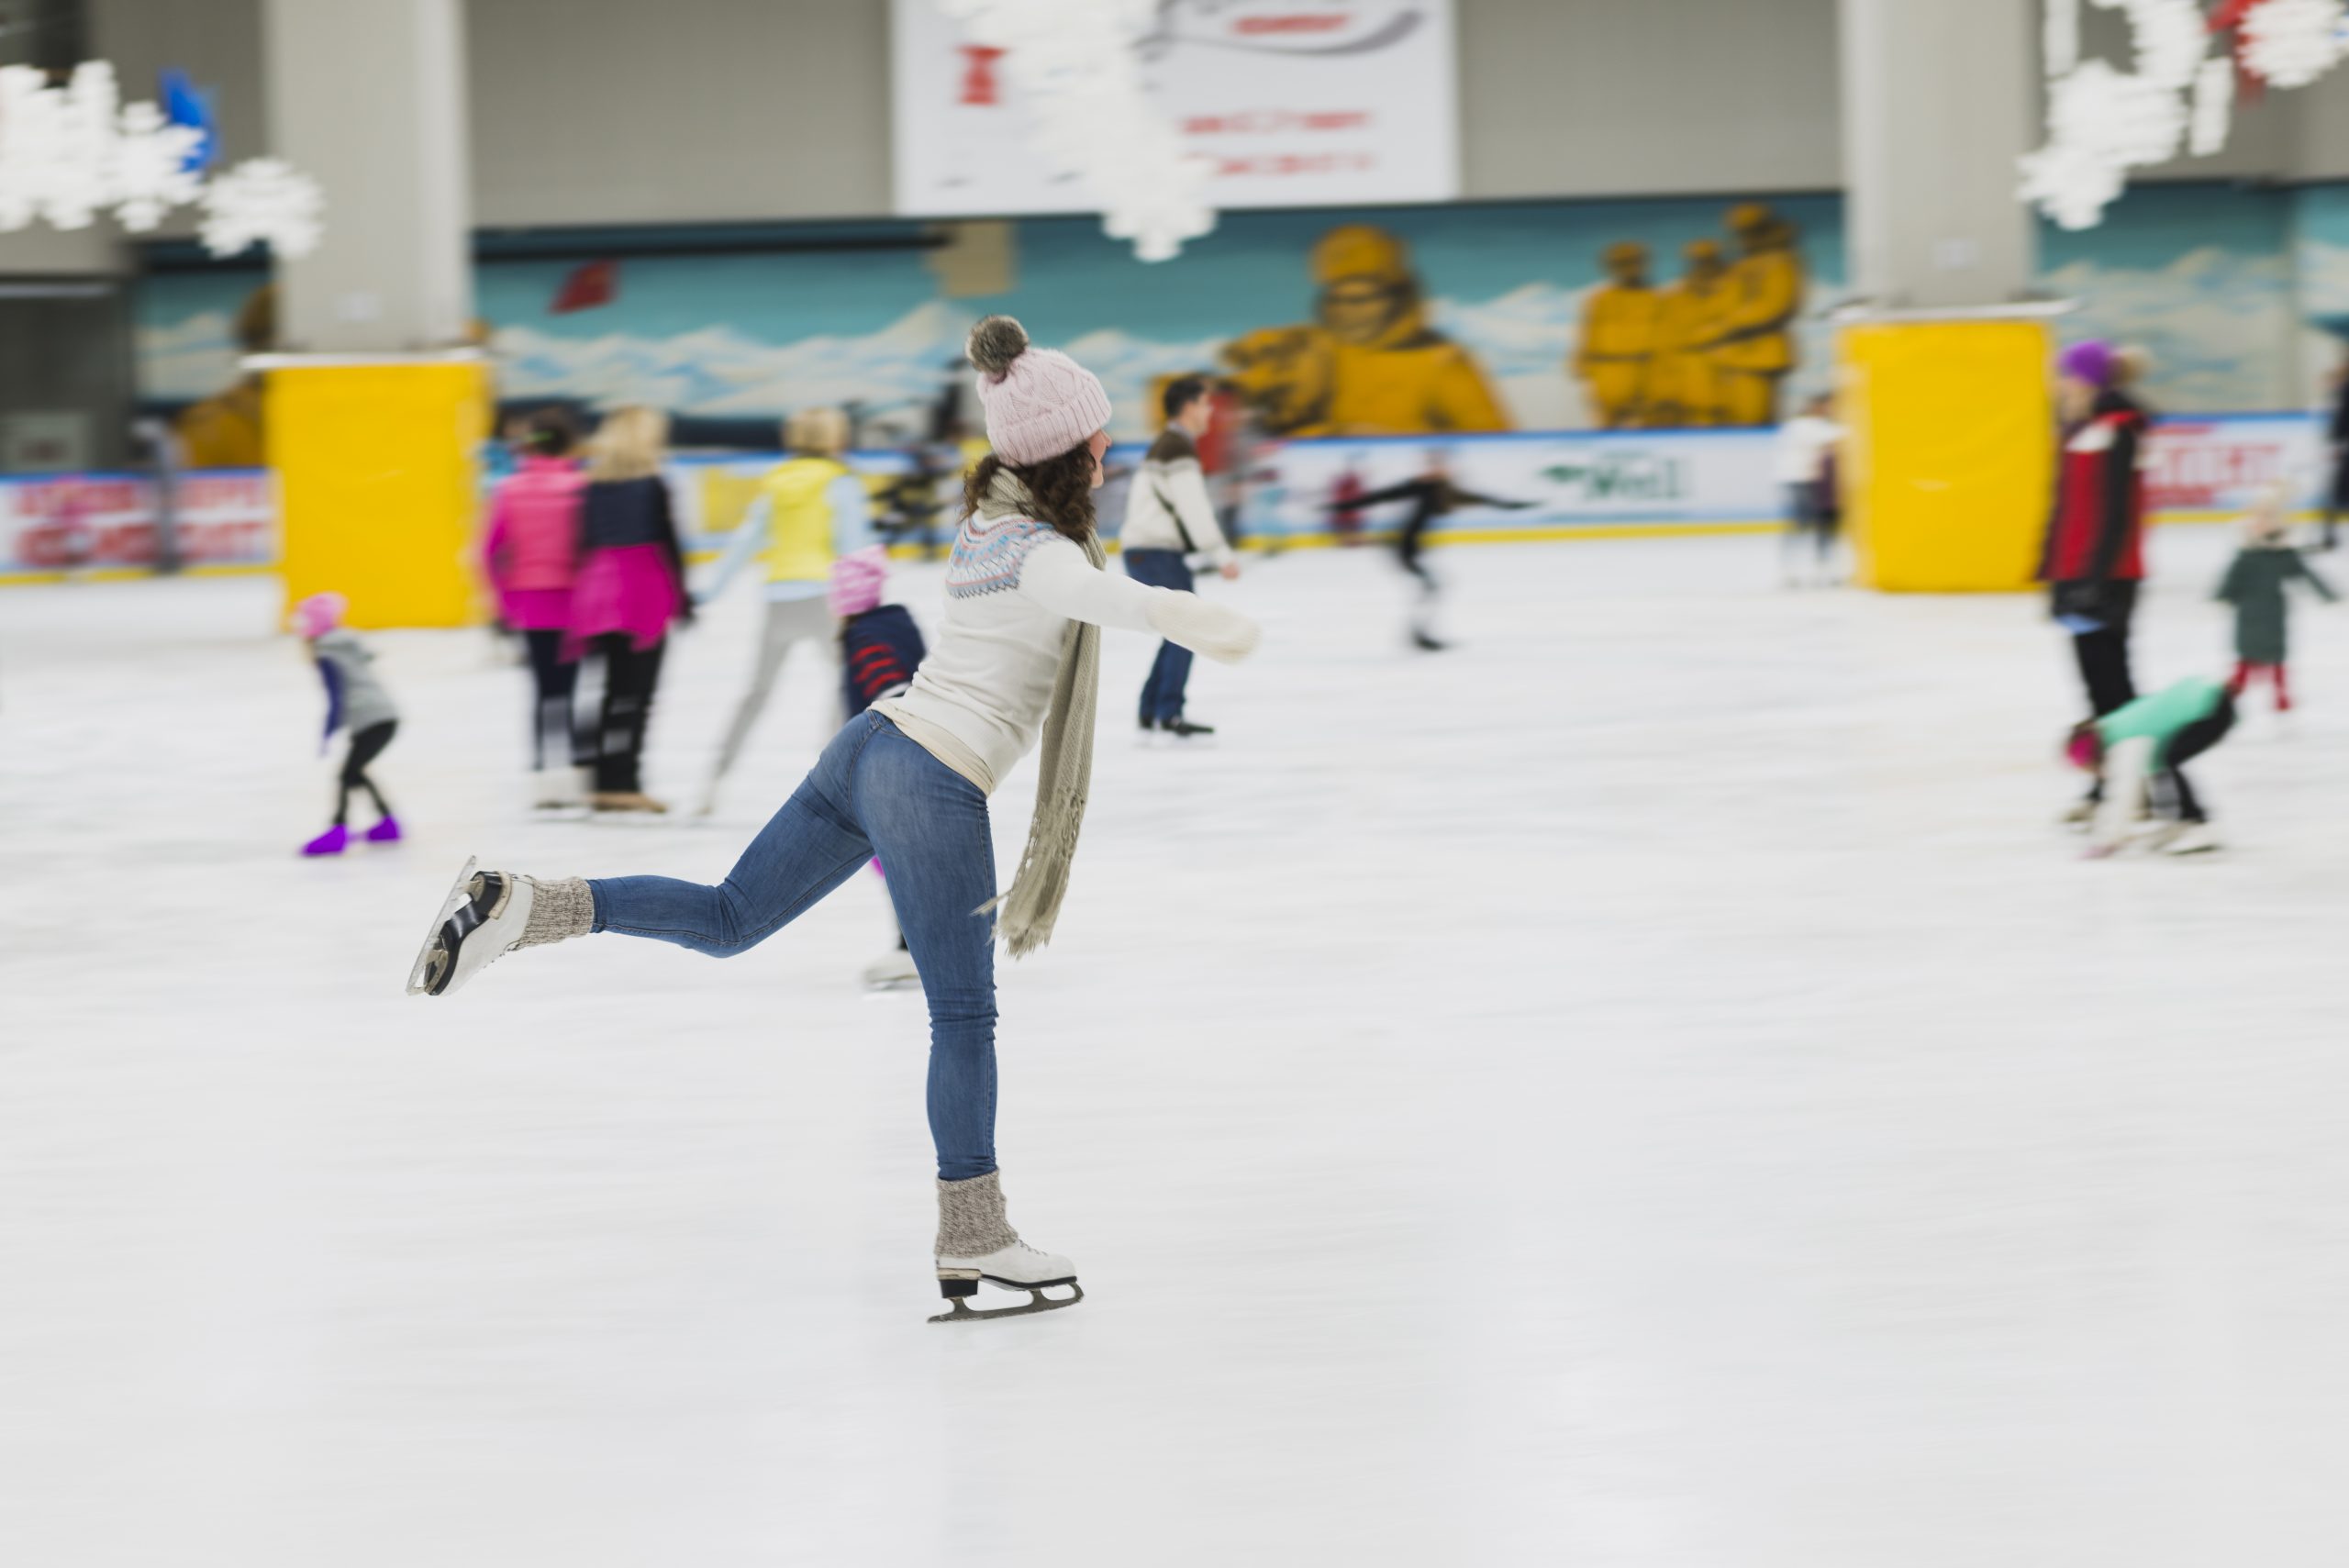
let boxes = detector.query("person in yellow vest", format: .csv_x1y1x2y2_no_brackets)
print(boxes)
1644,239,1730,428
695,406,873,814
1572,241,1660,429
1219,224,1510,437
1710,205,1806,427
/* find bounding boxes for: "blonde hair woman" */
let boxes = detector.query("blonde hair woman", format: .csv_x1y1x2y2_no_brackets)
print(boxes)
410,319,1261,1323
693,404,871,815
567,406,691,812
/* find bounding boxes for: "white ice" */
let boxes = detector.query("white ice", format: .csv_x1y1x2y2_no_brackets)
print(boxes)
6,526,2349,1566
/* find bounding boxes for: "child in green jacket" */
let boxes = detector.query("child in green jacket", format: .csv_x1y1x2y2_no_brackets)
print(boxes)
2216,495,2336,710
2066,677,2237,856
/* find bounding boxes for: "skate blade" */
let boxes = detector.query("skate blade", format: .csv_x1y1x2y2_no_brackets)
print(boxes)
929,1283,1083,1324
405,856,478,996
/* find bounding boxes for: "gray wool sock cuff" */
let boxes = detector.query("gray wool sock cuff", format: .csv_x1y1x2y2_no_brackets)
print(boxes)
518,876,595,949
935,1171,1020,1259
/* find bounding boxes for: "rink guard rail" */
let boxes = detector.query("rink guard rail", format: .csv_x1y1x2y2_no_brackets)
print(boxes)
0,415,2330,584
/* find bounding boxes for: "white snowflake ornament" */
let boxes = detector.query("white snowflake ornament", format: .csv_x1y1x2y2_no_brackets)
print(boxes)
200,157,326,259
108,100,205,231
2242,0,2349,88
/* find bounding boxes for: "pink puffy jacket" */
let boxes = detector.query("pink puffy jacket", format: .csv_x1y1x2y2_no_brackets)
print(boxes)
484,455,586,595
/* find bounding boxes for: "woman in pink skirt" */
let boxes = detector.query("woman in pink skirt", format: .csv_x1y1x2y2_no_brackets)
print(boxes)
568,406,692,813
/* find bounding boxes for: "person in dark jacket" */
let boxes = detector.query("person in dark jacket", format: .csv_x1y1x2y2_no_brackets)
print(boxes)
1339,449,1533,651
2041,341,2152,744
569,406,692,813
2217,490,2336,710
2321,353,2349,552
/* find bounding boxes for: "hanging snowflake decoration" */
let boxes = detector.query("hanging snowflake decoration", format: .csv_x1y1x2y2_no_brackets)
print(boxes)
2021,0,2349,229
936,0,1213,262
0,59,321,254
2241,0,2349,86
199,158,325,259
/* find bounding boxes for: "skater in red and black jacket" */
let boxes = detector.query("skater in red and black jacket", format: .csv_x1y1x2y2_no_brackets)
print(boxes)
2041,340,2151,727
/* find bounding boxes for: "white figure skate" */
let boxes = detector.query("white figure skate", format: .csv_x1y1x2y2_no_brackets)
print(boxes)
406,858,536,997
930,1239,1082,1323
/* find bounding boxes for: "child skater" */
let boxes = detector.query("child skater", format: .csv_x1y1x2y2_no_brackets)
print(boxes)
406,317,1261,1323
2215,486,2336,712
2066,675,2237,857
296,592,401,856
831,544,930,989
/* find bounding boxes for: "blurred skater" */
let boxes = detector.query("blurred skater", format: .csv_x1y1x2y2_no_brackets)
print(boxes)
570,407,691,814
2041,341,2151,822
1329,462,1367,547
1775,393,1842,586
2321,350,2349,551
408,317,1261,1323
1123,375,1240,740
831,545,931,990
1340,449,1532,651
295,592,400,856
2067,677,2236,857
482,407,589,808
2216,488,2337,711
696,406,870,815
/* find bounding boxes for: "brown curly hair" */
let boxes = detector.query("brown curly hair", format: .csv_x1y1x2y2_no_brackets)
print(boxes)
962,444,1098,544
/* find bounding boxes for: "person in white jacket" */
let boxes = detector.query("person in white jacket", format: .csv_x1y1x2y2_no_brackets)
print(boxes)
407,317,1260,1324
1121,375,1241,739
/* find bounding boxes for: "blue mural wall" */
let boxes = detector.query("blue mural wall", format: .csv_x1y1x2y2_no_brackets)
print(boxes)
137,183,2348,439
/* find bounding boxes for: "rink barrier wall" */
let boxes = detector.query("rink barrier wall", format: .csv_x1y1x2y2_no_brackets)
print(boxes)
0,415,2329,585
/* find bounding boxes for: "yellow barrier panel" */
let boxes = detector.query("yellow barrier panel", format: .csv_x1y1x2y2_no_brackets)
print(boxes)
1840,318,2055,593
268,358,490,628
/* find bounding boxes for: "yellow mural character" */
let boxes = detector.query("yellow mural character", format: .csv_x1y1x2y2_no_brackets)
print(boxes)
1220,224,1510,437
174,285,277,469
1710,205,1805,427
1573,242,1660,429
1645,240,1729,428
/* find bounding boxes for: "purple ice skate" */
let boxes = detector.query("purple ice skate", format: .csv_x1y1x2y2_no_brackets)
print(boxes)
366,816,403,844
302,824,349,856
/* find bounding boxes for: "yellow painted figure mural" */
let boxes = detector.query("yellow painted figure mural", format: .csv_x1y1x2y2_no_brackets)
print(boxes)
1573,242,1659,429
1711,204,1805,427
1221,225,1511,437
1645,240,1729,428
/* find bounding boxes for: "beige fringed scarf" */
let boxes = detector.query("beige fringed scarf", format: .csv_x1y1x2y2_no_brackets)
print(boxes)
975,472,1103,957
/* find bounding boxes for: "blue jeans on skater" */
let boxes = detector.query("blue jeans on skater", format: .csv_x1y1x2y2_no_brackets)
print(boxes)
588,712,1000,1180
1125,547,1195,725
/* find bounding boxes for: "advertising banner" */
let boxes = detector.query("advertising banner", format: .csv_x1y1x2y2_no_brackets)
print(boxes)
2140,414,2327,516
891,0,1458,217
0,470,277,578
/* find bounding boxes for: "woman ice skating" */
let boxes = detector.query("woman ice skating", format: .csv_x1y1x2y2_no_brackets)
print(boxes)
696,406,871,816
2216,488,2337,711
832,543,930,991
482,407,589,808
1122,374,1240,740
296,592,401,856
406,317,1262,1322
2067,677,2237,858
568,406,692,814
2041,340,2152,821
1338,449,1533,651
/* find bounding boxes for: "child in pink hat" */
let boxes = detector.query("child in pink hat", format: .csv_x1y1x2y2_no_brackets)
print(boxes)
295,591,404,856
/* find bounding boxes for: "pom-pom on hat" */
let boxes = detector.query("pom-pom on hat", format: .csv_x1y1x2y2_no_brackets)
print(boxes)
294,591,346,639
966,315,1113,466
829,544,890,618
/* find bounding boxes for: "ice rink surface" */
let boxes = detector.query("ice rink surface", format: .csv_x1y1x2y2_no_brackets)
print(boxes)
6,526,2349,1566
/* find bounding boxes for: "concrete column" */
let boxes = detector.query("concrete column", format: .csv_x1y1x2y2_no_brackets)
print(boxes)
1838,0,2039,309
262,0,472,351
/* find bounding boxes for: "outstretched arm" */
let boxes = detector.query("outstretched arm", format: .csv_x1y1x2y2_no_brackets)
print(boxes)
1334,478,1424,511
1019,537,1259,662
697,495,769,606
2293,550,2341,602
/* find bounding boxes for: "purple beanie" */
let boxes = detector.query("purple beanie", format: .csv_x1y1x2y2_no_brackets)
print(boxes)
2059,339,2117,388
829,544,889,617
965,316,1112,466
294,591,345,639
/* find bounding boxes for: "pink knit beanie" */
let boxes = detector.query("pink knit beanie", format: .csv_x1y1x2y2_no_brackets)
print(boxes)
828,544,889,617
966,316,1112,466
294,591,346,639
